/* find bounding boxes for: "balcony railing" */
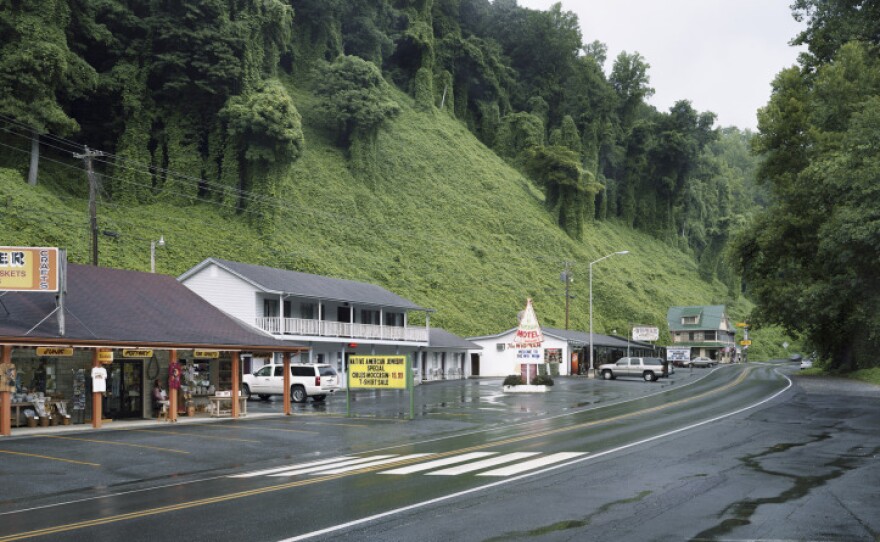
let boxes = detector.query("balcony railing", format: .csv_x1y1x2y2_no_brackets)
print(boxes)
255,316,428,343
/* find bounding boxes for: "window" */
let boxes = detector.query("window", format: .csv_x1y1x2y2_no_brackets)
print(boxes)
496,343,506,352
361,309,380,325
292,366,312,377
682,316,698,324
263,300,278,317
386,312,404,326
255,366,272,377
274,366,284,377
300,303,315,320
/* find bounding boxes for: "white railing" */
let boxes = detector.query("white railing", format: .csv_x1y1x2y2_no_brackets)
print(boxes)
255,317,428,343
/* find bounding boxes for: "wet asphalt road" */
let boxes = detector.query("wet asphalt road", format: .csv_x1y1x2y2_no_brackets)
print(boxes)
0,362,877,541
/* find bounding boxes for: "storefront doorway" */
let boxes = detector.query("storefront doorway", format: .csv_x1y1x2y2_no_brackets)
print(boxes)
104,360,144,419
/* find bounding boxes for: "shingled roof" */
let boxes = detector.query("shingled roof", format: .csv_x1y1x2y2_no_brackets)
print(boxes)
0,263,305,352
180,258,429,311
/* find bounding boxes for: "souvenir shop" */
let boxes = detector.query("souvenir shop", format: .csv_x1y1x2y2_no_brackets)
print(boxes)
0,255,307,436
2,347,247,428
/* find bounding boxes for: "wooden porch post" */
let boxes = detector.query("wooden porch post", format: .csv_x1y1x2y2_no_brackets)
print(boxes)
283,352,291,416
169,350,178,423
1,345,12,436
231,352,240,418
92,350,102,429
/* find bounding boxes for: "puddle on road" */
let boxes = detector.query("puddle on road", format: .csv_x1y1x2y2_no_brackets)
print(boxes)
691,434,879,541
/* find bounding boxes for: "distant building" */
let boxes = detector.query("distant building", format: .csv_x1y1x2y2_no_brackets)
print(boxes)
179,258,476,381
467,327,657,377
666,305,736,362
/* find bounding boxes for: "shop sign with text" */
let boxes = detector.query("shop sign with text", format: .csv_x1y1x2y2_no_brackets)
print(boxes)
348,355,407,389
0,247,59,292
194,350,220,359
632,326,659,341
36,347,74,357
121,349,153,358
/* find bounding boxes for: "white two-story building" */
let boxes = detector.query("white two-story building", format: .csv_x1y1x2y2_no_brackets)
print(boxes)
179,258,474,381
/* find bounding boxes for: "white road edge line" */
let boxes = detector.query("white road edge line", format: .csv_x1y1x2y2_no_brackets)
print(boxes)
278,371,793,542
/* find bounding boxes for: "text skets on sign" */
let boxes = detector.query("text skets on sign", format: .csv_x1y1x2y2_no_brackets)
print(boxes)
348,356,407,389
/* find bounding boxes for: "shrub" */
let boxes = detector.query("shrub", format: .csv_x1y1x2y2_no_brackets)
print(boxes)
533,374,555,386
503,374,523,386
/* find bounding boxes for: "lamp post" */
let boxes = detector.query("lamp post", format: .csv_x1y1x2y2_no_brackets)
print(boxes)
150,235,165,273
589,250,629,377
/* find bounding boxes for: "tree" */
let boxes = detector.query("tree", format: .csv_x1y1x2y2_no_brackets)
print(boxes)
523,145,601,239
315,55,401,148
735,40,880,370
220,79,304,221
0,0,96,185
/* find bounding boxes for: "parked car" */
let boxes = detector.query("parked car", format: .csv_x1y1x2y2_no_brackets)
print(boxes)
598,357,667,382
242,363,339,403
799,358,814,370
687,357,716,368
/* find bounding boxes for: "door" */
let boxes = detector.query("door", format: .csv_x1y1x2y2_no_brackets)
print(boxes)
470,353,480,377
104,360,144,419
250,365,273,393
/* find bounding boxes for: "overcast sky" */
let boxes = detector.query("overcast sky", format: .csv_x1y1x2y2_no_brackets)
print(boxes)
515,0,807,130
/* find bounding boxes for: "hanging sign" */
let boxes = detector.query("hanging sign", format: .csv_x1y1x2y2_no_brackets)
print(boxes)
511,298,544,348
121,349,153,358
97,350,114,363
36,347,74,357
0,247,59,292
348,355,407,389
193,350,220,359
632,326,659,341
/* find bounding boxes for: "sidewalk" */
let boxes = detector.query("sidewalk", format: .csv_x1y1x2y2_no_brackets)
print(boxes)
2,411,284,440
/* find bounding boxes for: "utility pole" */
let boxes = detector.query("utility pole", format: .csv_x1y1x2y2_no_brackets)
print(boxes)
560,261,575,329
74,147,104,266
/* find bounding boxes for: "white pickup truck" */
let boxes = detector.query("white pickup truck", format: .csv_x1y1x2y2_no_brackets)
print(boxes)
241,363,340,403
598,357,668,382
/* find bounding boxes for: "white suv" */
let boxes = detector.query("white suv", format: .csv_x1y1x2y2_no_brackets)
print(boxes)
598,357,668,382
242,363,339,403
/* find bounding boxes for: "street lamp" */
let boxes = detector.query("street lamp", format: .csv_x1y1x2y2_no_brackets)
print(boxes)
589,250,629,377
150,235,165,273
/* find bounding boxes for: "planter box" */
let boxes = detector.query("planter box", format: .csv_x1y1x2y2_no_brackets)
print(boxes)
503,384,549,393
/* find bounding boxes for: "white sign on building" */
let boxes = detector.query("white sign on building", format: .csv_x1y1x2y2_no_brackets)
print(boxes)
632,326,659,341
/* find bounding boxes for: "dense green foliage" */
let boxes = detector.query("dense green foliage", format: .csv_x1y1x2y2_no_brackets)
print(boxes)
734,0,880,370
1,0,790,359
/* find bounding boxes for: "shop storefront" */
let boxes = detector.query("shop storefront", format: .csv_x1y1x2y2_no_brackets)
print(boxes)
0,260,307,436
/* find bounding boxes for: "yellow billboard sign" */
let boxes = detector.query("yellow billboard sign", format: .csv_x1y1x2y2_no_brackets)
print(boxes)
36,347,74,357
98,350,114,363
740,340,752,346
348,355,407,389
0,247,59,292
193,350,220,359
121,349,153,358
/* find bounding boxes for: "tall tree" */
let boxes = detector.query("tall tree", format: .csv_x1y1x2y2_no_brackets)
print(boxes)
736,39,880,370
0,0,96,185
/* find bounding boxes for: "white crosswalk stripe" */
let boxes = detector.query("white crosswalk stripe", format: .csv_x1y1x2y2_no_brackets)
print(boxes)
476,452,586,476
426,452,540,476
314,454,432,474
380,452,497,475
231,456,357,478
268,455,398,477
230,451,589,479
